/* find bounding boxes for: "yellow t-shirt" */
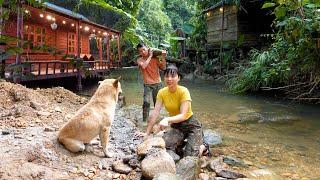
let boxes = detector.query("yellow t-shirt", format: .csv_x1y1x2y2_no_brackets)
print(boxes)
157,85,193,119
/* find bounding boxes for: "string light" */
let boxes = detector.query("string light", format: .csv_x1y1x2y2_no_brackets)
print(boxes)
40,14,44,18
84,26,89,31
71,23,75,27
46,15,52,20
62,20,66,24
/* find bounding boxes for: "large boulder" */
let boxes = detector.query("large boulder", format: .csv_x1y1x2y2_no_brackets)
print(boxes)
137,137,166,156
176,156,200,180
141,149,176,179
203,129,222,146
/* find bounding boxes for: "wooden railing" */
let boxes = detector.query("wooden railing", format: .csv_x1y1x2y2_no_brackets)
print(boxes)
5,60,114,81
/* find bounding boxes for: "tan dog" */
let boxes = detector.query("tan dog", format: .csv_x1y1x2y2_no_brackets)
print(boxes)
58,77,122,157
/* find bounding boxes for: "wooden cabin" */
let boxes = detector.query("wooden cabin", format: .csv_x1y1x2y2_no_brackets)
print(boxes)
203,0,273,51
2,2,121,82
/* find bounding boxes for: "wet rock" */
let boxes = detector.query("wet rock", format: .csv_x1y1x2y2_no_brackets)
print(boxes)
112,160,133,174
203,129,222,146
137,137,165,156
176,156,200,180
141,149,176,179
163,128,184,150
216,169,246,179
237,111,262,123
167,150,180,162
153,172,182,180
223,156,248,168
209,157,225,172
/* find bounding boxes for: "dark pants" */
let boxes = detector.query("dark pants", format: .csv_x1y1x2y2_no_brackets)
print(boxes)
143,83,162,121
164,116,204,157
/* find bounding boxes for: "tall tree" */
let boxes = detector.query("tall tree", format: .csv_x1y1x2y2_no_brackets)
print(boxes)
137,0,172,47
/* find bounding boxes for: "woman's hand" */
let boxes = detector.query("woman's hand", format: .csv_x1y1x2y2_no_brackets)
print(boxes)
159,117,170,130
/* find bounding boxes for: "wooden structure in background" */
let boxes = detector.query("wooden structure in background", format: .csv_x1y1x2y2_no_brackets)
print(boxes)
2,2,122,86
203,0,273,50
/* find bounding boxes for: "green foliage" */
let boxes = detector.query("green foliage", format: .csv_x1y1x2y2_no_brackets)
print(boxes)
137,0,172,47
228,0,320,95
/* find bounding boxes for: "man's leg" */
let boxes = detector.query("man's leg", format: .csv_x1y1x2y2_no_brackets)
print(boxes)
151,83,162,106
143,85,151,122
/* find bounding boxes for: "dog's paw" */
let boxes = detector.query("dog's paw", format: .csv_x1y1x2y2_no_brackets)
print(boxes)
85,144,94,153
104,150,114,158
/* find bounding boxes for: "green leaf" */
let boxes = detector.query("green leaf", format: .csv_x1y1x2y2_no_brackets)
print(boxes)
262,3,276,9
170,37,186,41
275,6,286,19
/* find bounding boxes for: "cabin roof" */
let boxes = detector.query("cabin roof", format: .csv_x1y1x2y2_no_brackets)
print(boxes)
41,2,120,33
44,2,89,21
202,0,235,13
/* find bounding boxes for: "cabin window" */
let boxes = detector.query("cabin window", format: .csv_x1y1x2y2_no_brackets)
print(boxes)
24,25,46,51
68,33,75,54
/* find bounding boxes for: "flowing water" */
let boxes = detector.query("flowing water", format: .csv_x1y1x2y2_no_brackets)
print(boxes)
84,67,320,179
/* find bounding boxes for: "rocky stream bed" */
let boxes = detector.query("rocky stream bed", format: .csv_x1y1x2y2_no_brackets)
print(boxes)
0,80,309,179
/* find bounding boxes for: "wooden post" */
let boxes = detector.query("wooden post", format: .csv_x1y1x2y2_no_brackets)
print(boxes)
76,21,82,92
117,33,121,67
76,58,83,92
98,38,102,64
76,20,81,58
106,35,110,65
14,0,23,83
219,1,225,74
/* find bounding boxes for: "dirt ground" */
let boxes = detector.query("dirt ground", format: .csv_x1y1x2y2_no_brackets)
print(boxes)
0,81,143,179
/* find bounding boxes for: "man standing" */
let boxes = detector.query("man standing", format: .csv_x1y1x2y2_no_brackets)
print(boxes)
136,43,166,122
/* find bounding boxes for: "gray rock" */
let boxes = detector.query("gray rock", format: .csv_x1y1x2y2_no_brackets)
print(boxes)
163,128,184,150
209,157,224,172
141,149,176,179
112,160,133,174
153,172,182,180
137,137,166,156
167,150,180,163
203,129,222,146
223,156,248,168
216,170,246,179
176,156,200,180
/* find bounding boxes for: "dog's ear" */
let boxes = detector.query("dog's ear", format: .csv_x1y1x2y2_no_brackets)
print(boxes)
98,81,102,84
116,76,121,81
113,79,119,88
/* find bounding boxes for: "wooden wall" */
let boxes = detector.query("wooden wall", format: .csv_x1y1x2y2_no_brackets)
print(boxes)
3,20,90,64
206,5,238,47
